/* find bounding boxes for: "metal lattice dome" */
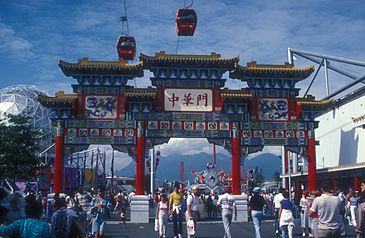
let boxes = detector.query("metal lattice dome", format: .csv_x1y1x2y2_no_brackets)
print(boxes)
0,85,53,137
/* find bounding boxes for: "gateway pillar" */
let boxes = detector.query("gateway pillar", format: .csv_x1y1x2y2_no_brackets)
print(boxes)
135,122,145,195
54,120,65,193
307,134,317,191
354,176,361,191
231,129,248,223
131,121,149,223
231,133,241,195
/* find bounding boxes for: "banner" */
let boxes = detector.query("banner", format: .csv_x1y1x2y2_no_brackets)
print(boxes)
164,89,213,112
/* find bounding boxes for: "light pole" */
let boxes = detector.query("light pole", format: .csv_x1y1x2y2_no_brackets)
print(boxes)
111,149,115,195
150,147,155,194
288,151,292,201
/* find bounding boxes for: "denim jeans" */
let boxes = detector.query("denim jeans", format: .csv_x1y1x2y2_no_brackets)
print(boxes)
172,209,183,236
274,208,281,233
281,224,294,238
252,210,263,238
222,208,233,238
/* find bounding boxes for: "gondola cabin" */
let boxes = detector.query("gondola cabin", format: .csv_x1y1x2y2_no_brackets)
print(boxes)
116,36,136,60
176,8,197,36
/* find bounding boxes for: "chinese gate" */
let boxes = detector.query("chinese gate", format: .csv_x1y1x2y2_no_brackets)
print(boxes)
39,51,332,221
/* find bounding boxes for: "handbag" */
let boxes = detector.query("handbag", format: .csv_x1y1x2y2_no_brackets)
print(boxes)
154,218,159,232
187,219,195,235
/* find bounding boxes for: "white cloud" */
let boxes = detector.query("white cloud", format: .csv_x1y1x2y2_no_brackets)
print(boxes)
158,138,230,157
0,21,35,61
159,138,211,156
246,146,282,160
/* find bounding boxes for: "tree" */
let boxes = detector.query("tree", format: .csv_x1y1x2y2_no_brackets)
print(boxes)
254,166,265,184
0,114,42,181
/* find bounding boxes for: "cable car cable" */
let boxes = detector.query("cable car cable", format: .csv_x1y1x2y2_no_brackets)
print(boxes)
123,0,129,34
121,0,137,87
186,0,193,9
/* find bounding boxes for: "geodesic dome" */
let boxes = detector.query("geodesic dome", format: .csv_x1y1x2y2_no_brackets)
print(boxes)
0,85,53,137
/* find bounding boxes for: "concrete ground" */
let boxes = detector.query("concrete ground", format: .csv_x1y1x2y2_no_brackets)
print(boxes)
104,219,357,238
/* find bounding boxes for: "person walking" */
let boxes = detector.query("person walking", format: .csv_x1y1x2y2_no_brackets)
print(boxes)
75,187,92,236
307,191,319,238
186,185,200,238
217,186,237,238
309,183,342,238
156,193,169,238
273,188,285,236
300,192,309,236
205,194,213,219
348,191,360,227
249,187,267,238
89,185,111,238
51,195,84,238
213,194,219,219
169,185,184,238
279,191,295,238
356,181,365,238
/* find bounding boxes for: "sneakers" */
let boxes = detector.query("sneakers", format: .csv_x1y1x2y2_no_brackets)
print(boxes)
302,232,306,236
178,234,183,238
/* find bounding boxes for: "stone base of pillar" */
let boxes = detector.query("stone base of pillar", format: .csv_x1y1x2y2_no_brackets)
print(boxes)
233,194,248,222
130,195,150,223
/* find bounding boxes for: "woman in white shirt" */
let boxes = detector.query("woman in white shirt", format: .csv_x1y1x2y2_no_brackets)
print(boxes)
217,187,237,238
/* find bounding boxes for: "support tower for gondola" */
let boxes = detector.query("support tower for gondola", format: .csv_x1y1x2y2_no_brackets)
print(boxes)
116,1,136,60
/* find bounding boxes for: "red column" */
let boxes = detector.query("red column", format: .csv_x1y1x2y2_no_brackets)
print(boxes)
136,122,145,195
331,178,337,190
307,135,317,191
54,121,65,193
295,181,301,194
354,176,360,191
295,180,302,203
231,135,241,195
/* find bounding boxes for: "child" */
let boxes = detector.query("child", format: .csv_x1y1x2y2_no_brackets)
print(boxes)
156,193,169,238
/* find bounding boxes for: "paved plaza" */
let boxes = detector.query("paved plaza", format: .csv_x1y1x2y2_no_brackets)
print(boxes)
104,220,356,238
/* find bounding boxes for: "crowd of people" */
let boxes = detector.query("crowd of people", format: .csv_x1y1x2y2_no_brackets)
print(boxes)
0,185,115,238
247,180,365,238
149,183,238,238
1,180,365,238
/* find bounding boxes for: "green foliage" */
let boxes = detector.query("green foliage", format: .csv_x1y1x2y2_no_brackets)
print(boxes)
254,166,265,184
273,171,281,183
0,114,42,181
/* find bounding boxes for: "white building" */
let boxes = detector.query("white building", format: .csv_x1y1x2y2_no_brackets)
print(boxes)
283,87,365,192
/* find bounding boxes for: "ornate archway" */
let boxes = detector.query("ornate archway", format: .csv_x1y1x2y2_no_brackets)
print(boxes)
39,52,332,222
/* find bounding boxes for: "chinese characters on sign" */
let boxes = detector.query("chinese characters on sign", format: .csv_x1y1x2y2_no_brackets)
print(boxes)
258,98,288,121
164,89,213,112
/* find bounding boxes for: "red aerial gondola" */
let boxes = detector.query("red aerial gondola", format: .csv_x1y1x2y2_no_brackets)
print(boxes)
176,8,197,36
116,35,136,60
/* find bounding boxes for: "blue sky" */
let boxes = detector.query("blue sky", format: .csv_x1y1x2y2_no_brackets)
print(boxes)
1,0,364,171
1,0,364,98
